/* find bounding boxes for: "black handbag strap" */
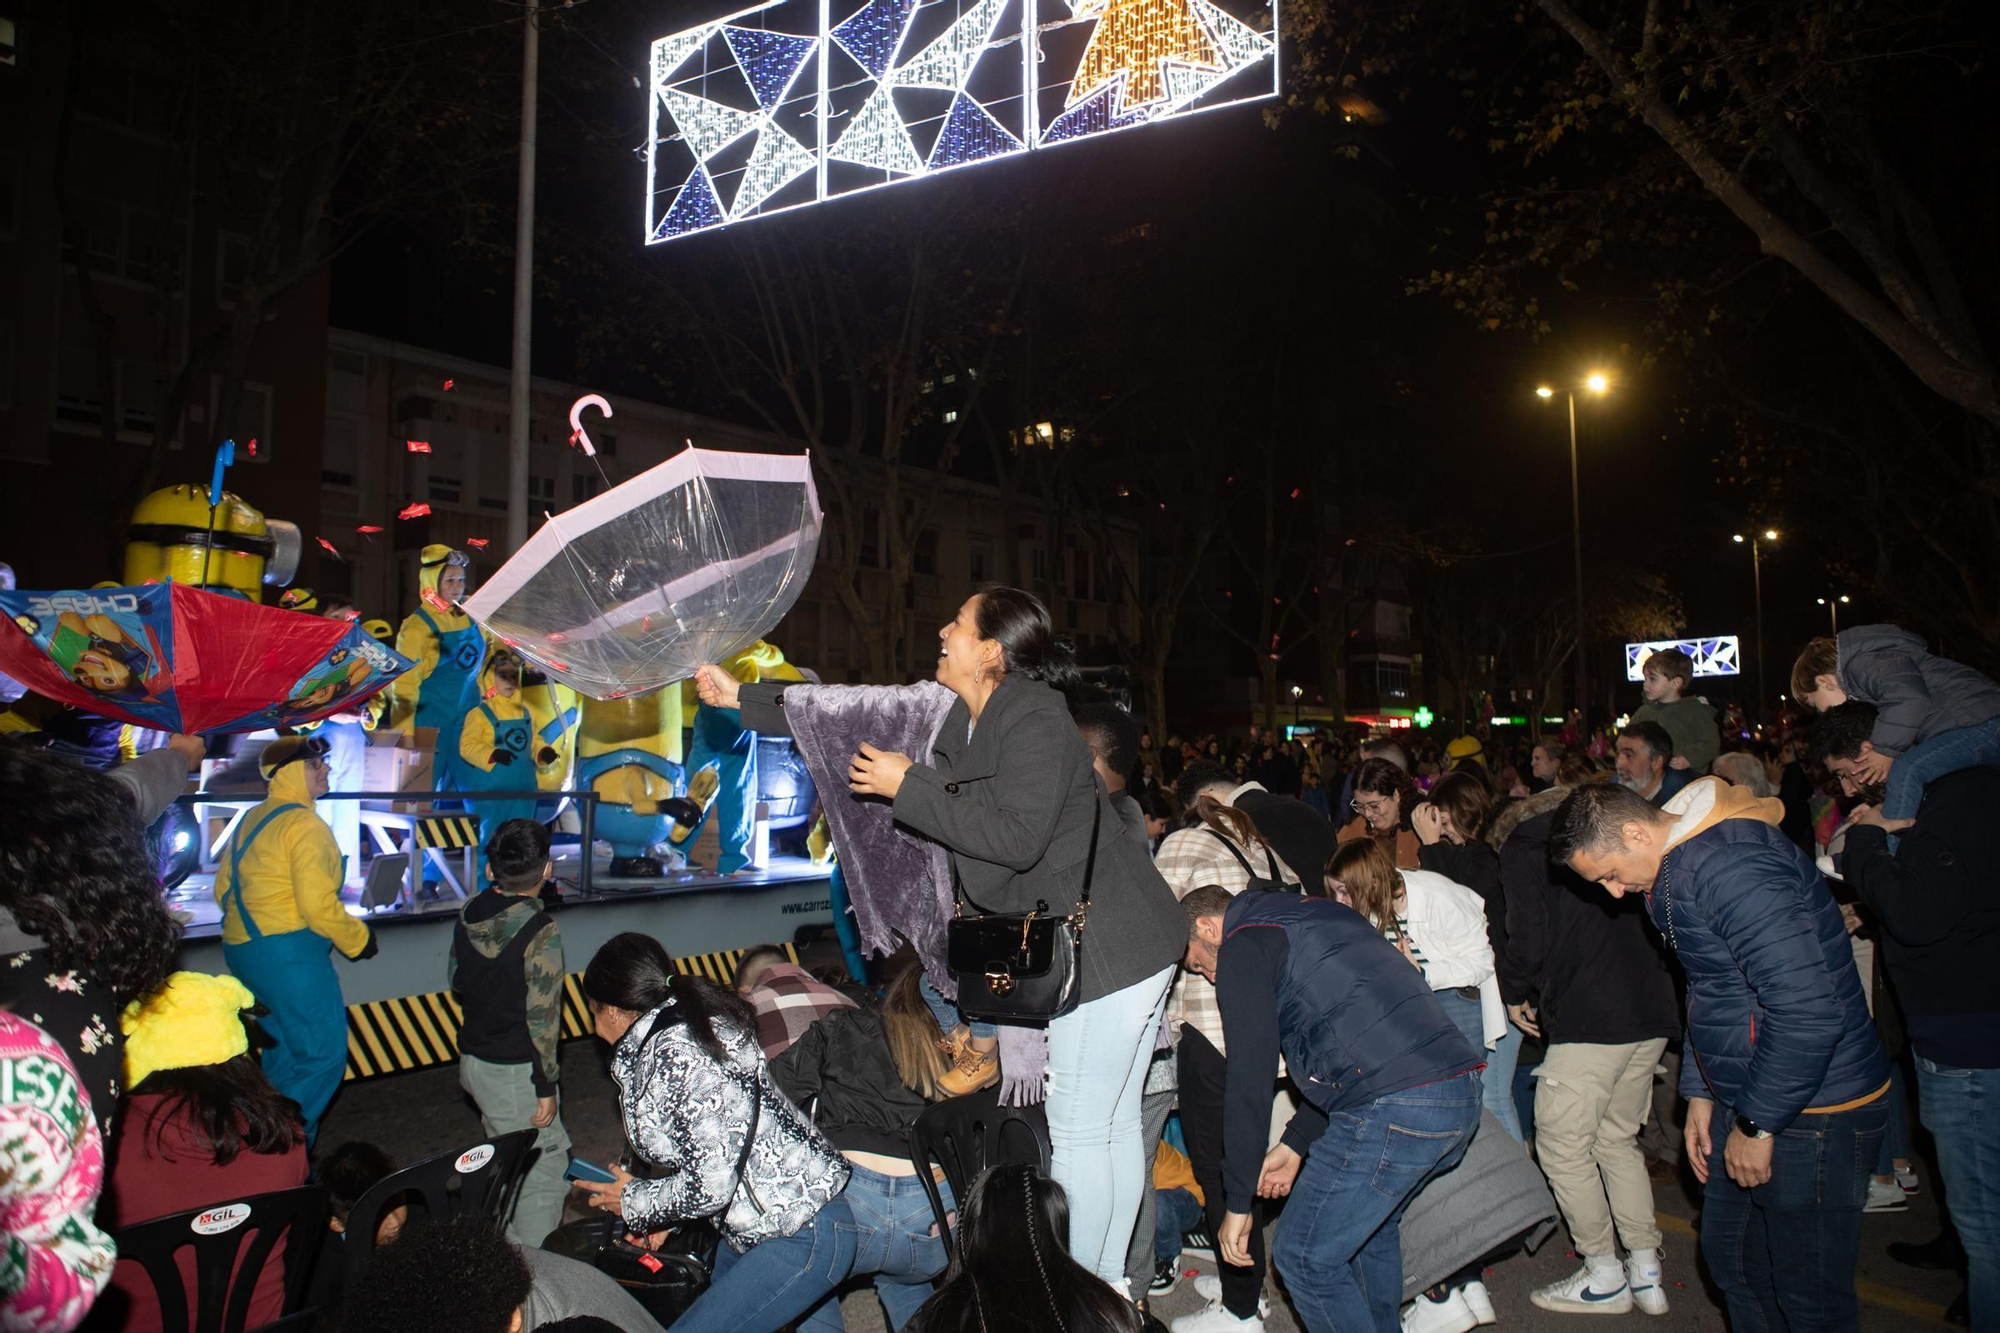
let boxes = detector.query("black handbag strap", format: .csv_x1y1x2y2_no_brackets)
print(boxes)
953,786,1102,921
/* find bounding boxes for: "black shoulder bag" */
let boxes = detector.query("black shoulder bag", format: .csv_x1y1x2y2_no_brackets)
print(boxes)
946,794,1101,1022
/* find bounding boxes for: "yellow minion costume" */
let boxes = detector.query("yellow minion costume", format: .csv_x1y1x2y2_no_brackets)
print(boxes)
575,691,703,878
212,736,376,1141
388,546,486,794
285,591,385,878
454,654,546,881
686,639,805,873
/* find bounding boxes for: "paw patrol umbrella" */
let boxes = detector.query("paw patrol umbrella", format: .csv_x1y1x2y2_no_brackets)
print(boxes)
463,447,821,700
0,583,415,735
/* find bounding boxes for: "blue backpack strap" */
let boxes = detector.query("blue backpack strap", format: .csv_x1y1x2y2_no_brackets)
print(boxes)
224,803,306,943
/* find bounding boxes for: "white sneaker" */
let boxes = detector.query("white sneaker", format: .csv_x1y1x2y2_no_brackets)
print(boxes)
1865,1177,1910,1212
1624,1249,1669,1316
1895,1164,1921,1195
1171,1301,1264,1333
1531,1262,1633,1314
1460,1279,1497,1325
1402,1288,1479,1333
1190,1276,1270,1319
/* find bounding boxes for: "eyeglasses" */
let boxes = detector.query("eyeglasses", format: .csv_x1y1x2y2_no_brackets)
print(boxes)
1352,797,1394,817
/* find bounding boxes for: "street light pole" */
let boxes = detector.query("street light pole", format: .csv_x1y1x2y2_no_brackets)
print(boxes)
505,0,540,556
1291,683,1302,730
1817,595,1850,635
1736,529,1778,720
1567,389,1587,731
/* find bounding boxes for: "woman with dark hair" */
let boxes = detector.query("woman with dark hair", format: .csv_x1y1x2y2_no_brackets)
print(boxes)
570,933,854,1332
0,743,183,1134
696,587,1184,1295
1336,755,1423,869
94,972,309,1333
903,1164,1140,1333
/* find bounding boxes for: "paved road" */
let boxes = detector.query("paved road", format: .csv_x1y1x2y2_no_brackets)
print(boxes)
321,1040,1960,1331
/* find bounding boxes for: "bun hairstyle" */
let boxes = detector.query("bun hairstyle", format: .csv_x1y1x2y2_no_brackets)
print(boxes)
973,586,1081,696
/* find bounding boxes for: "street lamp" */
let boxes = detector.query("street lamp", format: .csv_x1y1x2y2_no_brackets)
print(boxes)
1734,529,1779,718
1817,595,1851,635
1536,372,1611,727
1290,683,1303,729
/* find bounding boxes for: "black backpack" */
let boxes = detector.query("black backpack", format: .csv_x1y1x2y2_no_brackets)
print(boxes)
1205,829,1304,894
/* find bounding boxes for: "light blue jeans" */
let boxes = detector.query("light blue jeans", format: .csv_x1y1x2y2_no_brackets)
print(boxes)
1884,719,2000,845
918,973,995,1042
798,1164,953,1332
1482,1020,1526,1144
1047,964,1175,1285
674,1195,856,1333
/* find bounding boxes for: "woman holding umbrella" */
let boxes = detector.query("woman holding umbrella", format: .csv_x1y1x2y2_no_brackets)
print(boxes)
695,587,1185,1296
389,545,486,791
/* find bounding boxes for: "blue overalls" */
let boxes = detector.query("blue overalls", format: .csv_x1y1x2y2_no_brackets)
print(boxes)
455,700,537,883
413,608,486,794
218,804,349,1144
688,702,758,873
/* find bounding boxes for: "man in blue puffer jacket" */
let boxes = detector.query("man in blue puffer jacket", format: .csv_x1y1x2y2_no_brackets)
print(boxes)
1552,778,1889,1333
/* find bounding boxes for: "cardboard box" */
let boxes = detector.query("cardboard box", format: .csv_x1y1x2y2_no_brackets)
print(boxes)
363,727,437,809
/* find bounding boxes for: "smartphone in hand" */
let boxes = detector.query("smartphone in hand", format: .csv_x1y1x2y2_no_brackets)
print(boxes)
564,1157,618,1185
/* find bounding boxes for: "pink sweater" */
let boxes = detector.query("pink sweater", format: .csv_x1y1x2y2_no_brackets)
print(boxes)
0,1013,114,1331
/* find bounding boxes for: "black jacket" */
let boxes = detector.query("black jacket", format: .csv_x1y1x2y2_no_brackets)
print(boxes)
1844,769,2000,1069
769,1006,929,1160
1235,787,1340,896
748,674,1184,1004
1418,839,1508,969
1493,790,1677,1045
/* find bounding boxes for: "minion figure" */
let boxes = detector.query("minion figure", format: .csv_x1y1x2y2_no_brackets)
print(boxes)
517,665,580,821
388,546,486,792
212,736,378,1142
453,652,553,882
575,690,703,878
684,640,804,873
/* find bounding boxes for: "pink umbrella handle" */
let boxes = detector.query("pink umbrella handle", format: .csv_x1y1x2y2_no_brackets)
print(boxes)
569,393,612,458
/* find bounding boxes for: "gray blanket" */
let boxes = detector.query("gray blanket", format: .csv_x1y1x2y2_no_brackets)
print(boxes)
1400,1111,1559,1298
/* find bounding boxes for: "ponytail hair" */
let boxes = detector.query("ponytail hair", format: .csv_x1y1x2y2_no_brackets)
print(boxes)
973,586,1080,696
583,933,755,1062
1191,792,1270,854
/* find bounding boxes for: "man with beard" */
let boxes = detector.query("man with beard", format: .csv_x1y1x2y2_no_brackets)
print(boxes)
1612,721,1691,807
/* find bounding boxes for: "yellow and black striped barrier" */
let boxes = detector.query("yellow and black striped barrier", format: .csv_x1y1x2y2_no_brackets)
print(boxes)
414,815,484,850
342,944,800,1081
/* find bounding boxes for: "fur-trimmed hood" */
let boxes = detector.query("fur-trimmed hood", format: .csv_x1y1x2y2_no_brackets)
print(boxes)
1486,786,1570,850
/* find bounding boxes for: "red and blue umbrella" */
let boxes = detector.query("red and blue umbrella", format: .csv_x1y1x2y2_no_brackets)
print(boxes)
0,583,414,735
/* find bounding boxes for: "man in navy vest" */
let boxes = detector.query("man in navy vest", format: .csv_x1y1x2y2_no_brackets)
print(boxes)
1181,885,1483,1333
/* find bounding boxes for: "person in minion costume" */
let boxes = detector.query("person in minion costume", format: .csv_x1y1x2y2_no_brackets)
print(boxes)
516,665,579,821
387,546,486,793
574,691,705,879
212,736,378,1142
281,589,386,882
452,652,553,883
683,639,804,873
1445,734,1488,771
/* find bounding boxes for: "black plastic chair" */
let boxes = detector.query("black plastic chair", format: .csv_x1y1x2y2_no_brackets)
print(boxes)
908,1084,1051,1260
247,1313,318,1332
106,1184,327,1333
343,1127,541,1259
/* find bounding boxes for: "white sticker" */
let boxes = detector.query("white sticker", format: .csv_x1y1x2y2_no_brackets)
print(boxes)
191,1204,252,1236
455,1144,496,1174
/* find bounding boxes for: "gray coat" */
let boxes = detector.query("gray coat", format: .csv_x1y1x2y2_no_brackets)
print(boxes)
1838,624,2000,754
744,673,1184,1004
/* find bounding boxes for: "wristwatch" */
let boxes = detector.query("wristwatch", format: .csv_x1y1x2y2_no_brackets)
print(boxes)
1734,1113,1773,1141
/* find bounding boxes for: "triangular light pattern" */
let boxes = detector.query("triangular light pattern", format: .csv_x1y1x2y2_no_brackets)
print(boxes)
1067,0,1221,112
733,124,818,216
831,0,918,81
896,0,1009,91
828,82,924,173
1190,0,1270,70
660,87,766,160
1162,59,1223,108
1040,79,1144,143
653,166,725,239
723,27,818,111
927,93,1023,169
652,26,713,83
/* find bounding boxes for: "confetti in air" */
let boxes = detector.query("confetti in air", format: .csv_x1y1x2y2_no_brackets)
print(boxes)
407,440,432,453
315,537,344,561
398,502,432,520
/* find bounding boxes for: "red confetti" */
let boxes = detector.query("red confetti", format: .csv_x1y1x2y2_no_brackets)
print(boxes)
421,588,450,612
245,437,258,458
356,524,385,535
441,378,456,391
406,439,432,454
398,501,432,520
465,537,491,549
568,429,583,448
1673,1282,1686,1289
1289,487,1301,499
547,658,570,672
315,537,344,561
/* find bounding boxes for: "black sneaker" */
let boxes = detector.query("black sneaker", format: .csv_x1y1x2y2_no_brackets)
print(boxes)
1149,1255,1182,1297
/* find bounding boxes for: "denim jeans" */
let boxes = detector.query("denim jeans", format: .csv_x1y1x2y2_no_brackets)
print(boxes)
1885,719,2000,826
798,1165,953,1332
673,1195,857,1333
1876,1061,1910,1173
1698,1097,1886,1333
1917,1057,2000,1332
1271,1071,1482,1333
1154,1187,1205,1264
918,973,995,1042
1047,964,1175,1285
1434,988,1519,1143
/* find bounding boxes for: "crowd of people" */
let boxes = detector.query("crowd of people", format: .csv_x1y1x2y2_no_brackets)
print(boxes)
4,577,1997,1333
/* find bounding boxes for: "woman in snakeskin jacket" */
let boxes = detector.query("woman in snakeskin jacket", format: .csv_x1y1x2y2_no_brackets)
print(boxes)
572,933,854,1332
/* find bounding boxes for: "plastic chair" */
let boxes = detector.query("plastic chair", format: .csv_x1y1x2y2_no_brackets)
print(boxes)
106,1185,327,1333
908,1084,1051,1259
246,1313,318,1332
343,1127,541,1259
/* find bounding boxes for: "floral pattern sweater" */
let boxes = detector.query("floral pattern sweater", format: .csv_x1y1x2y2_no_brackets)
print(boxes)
610,1003,847,1253
0,1012,116,1332
0,955,119,1138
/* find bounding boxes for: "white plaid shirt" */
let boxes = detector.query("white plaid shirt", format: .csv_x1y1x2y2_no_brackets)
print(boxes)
1153,823,1299,1057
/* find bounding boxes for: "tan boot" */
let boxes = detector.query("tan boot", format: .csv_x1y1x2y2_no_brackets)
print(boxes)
938,1040,1000,1097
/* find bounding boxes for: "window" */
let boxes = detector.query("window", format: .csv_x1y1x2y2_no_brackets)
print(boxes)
54,347,105,424
942,410,958,424
968,541,990,583
571,473,603,503
859,506,880,567
0,152,17,238
0,16,17,68
914,528,938,577
430,474,464,504
1376,661,1412,700
322,417,361,487
119,361,157,433
61,198,182,286
216,232,250,307
529,474,556,504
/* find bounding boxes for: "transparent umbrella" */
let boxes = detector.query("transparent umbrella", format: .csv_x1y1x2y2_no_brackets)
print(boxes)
463,447,821,699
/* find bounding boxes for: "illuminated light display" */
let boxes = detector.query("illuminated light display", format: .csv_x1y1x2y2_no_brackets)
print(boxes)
1624,636,1742,681
646,0,1276,243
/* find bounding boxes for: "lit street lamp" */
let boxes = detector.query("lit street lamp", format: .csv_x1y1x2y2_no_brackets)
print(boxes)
1817,595,1851,635
1734,529,1779,719
1290,682,1303,729
1537,373,1611,725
